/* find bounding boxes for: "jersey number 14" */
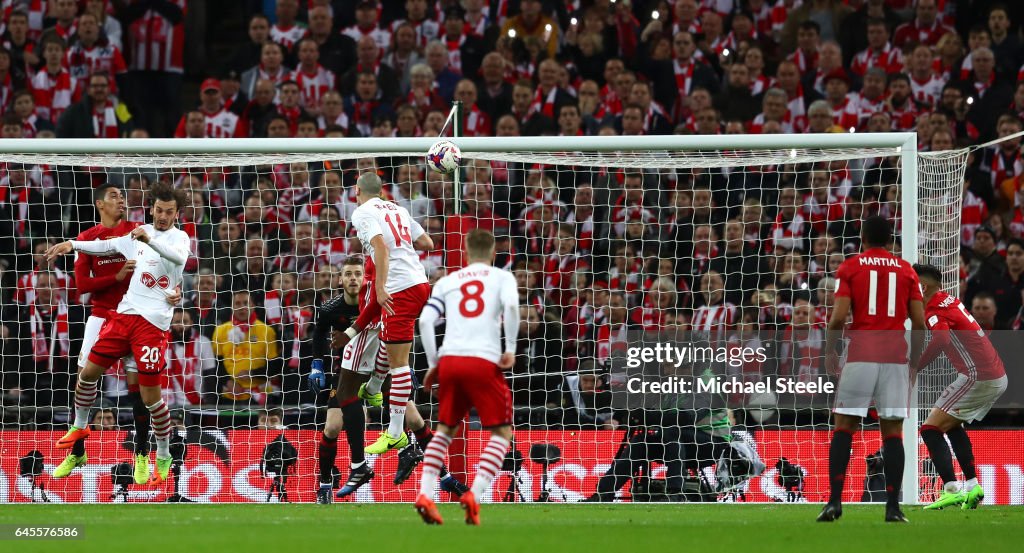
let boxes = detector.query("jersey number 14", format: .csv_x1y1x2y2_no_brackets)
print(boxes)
385,214,412,245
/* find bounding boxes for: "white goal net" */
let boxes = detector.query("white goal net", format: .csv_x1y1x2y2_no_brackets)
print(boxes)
0,135,966,504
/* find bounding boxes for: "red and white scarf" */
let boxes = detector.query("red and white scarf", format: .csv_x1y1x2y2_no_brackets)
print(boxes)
529,86,559,118
830,94,860,130
770,211,807,251
30,300,70,365
258,65,291,88
466,12,488,37
316,236,351,267
544,253,588,307
443,33,466,73
564,211,595,253
596,323,629,363
286,306,311,369
351,98,378,135
317,111,351,134
30,67,75,123
92,100,120,138
990,149,1023,187
788,48,819,74
463,103,491,136
0,72,12,113
0,183,31,243
644,102,668,133
264,289,296,327
973,71,995,98
750,73,770,96
166,337,203,405
634,296,667,331
232,312,257,334
672,59,695,122
780,326,823,385
851,42,903,76
785,83,808,133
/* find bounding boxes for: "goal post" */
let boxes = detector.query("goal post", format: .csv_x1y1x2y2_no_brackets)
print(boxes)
0,133,966,504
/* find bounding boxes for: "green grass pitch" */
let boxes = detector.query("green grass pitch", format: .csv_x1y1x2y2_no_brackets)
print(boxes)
2,504,1020,553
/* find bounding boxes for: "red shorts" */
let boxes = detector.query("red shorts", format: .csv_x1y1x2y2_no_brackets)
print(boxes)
381,282,430,343
87,313,168,387
437,355,513,428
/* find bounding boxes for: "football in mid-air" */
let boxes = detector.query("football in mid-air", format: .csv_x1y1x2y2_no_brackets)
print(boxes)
426,140,461,174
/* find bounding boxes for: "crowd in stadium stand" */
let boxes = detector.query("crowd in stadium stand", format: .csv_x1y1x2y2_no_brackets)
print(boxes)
1,1,1024,428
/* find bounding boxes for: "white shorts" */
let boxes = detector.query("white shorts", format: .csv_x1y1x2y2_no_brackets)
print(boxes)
833,362,911,420
79,315,137,372
340,326,381,375
936,374,1008,423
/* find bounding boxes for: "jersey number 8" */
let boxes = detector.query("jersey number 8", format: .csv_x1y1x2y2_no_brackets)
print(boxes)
459,280,485,317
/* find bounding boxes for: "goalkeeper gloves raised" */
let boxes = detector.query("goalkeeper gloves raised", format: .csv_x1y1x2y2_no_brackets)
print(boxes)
309,359,326,394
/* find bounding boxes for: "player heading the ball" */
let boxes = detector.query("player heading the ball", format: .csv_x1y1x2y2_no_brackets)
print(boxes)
349,172,434,455
45,182,191,486
414,229,519,525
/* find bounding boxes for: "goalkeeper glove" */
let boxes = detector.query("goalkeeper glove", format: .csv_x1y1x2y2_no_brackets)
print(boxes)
309,359,326,394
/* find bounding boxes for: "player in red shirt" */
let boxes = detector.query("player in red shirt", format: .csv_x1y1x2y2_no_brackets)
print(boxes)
52,183,180,485
820,216,926,523
914,264,1008,511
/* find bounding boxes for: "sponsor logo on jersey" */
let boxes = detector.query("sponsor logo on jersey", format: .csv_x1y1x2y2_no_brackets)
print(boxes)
141,272,171,289
95,256,127,266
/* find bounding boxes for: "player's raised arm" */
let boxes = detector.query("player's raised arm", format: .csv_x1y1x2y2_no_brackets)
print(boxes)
47,233,128,261
350,191,393,314
132,184,191,265
418,288,445,369
55,233,134,261
916,313,950,370
369,234,393,313
134,227,189,266
908,299,926,370
74,248,133,294
500,272,520,369
411,218,434,251
824,275,851,375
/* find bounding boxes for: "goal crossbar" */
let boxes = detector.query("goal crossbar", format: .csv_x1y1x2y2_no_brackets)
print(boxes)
0,133,919,155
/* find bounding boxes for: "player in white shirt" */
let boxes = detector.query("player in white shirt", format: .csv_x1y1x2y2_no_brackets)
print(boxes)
45,182,191,485
349,172,434,455
413,229,519,525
